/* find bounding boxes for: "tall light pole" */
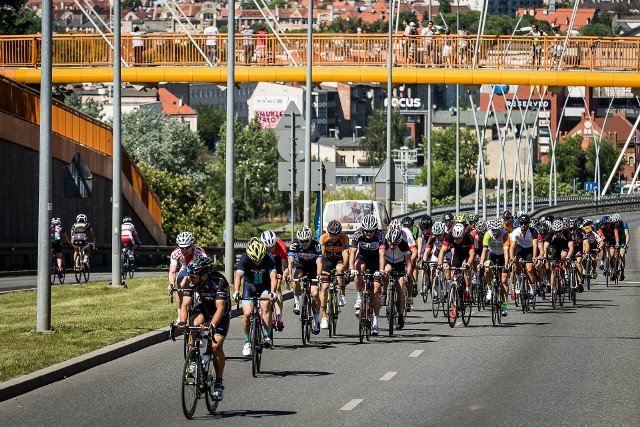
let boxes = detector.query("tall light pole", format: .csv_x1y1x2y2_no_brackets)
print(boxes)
426,0,432,215
224,2,236,281
455,0,460,212
385,0,395,216
303,0,313,227
110,0,123,288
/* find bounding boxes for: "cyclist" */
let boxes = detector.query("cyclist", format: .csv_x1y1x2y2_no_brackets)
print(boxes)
438,222,475,320
502,210,515,233
534,220,551,290
416,216,433,261
480,218,510,317
233,238,277,356
70,214,96,271
121,216,141,255
287,227,323,334
543,219,575,296
612,213,629,281
567,218,585,292
169,231,208,322
470,220,488,285
398,217,419,311
508,213,538,302
177,257,230,402
581,219,602,279
383,228,412,330
597,215,619,272
51,217,71,278
319,220,350,311
260,230,288,331
442,212,454,234
349,214,386,336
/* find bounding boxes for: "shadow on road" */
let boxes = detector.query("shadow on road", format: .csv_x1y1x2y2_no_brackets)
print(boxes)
204,409,297,420
261,370,333,378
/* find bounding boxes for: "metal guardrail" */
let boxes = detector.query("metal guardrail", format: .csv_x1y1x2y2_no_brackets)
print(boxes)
531,195,640,219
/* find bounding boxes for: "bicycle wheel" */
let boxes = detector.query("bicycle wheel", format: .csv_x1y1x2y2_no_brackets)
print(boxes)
491,290,497,326
358,304,365,343
570,271,577,306
476,276,483,311
461,278,472,327
50,261,56,286
447,284,457,328
128,256,135,279
513,276,520,308
304,293,312,343
421,268,430,304
364,294,372,341
74,264,82,284
520,280,527,314
121,256,128,280
83,262,90,283
182,348,200,419
300,293,307,346
584,259,591,291
204,355,218,414
327,290,335,338
388,282,396,336
604,251,610,287
431,275,440,318
251,315,262,377
58,260,66,284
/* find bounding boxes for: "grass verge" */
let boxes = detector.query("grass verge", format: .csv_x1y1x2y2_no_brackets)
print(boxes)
0,277,175,383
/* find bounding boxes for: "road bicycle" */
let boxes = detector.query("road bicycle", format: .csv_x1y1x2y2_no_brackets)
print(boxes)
419,260,436,304
356,271,375,343
247,295,275,377
121,246,136,279
602,245,621,287
326,271,346,337
73,244,92,284
446,266,472,328
293,277,316,345
549,259,567,309
511,260,535,313
485,265,504,326
431,264,447,318
169,323,219,419
386,270,405,336
50,247,66,285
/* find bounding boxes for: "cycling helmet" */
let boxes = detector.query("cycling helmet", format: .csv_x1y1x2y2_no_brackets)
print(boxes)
76,214,87,223
488,218,502,231
611,213,620,222
518,213,530,225
454,212,467,224
186,256,212,276
260,230,277,248
475,220,488,234
362,214,379,231
467,213,479,225
531,218,538,227
296,227,313,241
176,231,195,248
582,223,593,234
389,219,402,230
387,228,403,244
567,218,577,229
551,220,563,232
601,215,610,224
420,215,433,230
432,221,445,235
51,217,61,225
516,211,526,219
122,216,132,224
452,223,465,238
502,210,513,221
246,237,267,262
581,218,594,228
538,222,550,235
327,220,342,235
443,213,454,222
575,217,584,226
401,216,414,227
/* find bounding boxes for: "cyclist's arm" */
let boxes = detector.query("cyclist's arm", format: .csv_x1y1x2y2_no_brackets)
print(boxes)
315,256,323,276
404,252,411,271
543,241,549,258
133,229,140,244
179,293,192,323
378,246,386,271
169,263,178,287
437,244,446,265
89,229,96,245
233,271,244,295
63,232,71,245
566,240,575,259
614,227,619,246
409,244,418,263
210,298,226,328
341,247,349,266
532,237,539,258
270,270,278,294
479,247,488,265
349,247,357,270
466,248,475,266
287,255,295,274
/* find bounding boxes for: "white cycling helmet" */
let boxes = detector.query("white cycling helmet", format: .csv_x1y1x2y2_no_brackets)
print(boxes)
361,214,378,231
76,214,87,223
488,219,502,231
296,227,312,241
432,221,445,235
176,231,195,248
386,228,403,244
551,220,563,232
389,219,402,230
475,220,488,234
260,230,277,248
51,217,61,225
451,223,465,238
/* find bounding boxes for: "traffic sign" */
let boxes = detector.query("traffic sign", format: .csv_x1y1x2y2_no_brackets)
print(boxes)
274,102,319,161
374,159,403,201
584,181,598,192
278,161,336,192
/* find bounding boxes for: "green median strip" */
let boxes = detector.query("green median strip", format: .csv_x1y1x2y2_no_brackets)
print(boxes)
0,277,176,383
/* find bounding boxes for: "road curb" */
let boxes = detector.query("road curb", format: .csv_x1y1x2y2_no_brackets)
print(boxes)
0,290,294,402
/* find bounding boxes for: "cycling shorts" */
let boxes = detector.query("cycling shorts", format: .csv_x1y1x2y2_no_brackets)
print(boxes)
451,250,471,268
514,246,534,262
322,257,344,273
294,262,318,283
242,283,270,305
121,237,135,249
73,240,90,251
189,307,230,338
355,254,381,275
387,261,407,274
51,240,63,254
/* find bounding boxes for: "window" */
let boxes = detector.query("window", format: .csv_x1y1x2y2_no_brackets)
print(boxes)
339,155,346,165
629,155,635,166
362,176,371,184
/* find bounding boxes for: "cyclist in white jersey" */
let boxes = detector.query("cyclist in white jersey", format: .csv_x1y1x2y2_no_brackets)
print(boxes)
480,219,510,316
168,231,208,321
383,228,411,330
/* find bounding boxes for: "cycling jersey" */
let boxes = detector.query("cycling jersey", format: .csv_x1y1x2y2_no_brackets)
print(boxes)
411,225,420,240
470,229,485,252
425,234,446,255
545,231,570,256
599,223,618,242
442,232,474,252
350,229,386,256
236,252,276,286
71,221,92,246
483,230,509,255
385,240,411,264
267,238,288,264
583,230,602,245
510,227,536,248
184,271,231,316
319,233,349,261
51,224,66,241
121,222,137,242
288,240,322,264
401,227,418,249
170,246,208,271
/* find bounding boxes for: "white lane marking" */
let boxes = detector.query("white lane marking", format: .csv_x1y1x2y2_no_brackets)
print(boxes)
379,371,398,381
340,399,363,411
409,350,424,357
429,336,441,342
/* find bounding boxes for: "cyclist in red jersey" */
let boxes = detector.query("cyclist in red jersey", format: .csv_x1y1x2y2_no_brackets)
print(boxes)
260,230,288,330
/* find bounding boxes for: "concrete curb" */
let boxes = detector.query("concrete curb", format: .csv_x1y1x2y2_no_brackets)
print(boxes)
0,290,294,402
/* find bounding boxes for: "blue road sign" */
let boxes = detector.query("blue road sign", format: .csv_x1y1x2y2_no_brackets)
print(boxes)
584,182,598,191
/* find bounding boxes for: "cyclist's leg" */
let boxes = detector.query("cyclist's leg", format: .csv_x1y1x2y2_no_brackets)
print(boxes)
292,265,304,311
241,283,258,344
335,261,346,303
211,314,230,387
52,241,63,270
319,269,331,325
73,245,80,268
258,290,272,333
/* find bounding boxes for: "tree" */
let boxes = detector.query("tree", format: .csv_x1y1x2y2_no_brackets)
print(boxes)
579,24,613,37
439,0,452,14
536,134,585,184
121,109,204,174
399,11,418,26
360,108,407,166
63,91,105,121
585,137,621,185
0,0,40,34
195,104,225,151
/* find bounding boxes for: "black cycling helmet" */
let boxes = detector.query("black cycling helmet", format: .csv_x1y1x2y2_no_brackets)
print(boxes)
186,256,213,276
387,228,403,244
518,213,530,225
327,220,342,235
401,216,414,227
443,212,454,222
502,210,513,220
420,215,433,229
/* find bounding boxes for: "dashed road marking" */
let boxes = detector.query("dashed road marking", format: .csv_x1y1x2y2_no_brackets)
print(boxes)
409,350,424,357
340,399,363,411
379,371,398,381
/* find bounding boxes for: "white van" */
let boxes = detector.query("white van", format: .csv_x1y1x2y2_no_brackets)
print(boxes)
322,200,390,235
621,183,640,194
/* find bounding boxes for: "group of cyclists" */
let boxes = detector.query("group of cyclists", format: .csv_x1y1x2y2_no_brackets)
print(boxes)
50,214,142,277
167,209,631,404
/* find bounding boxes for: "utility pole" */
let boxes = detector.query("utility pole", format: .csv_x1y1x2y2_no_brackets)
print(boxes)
224,1,236,281
386,0,395,216
303,0,313,227
455,0,460,213
110,0,123,288
426,0,432,215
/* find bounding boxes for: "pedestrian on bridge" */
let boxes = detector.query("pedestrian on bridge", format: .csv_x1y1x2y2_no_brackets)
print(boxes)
204,20,220,66
131,26,145,65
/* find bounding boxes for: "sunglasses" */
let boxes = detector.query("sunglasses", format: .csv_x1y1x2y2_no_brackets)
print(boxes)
300,239,310,243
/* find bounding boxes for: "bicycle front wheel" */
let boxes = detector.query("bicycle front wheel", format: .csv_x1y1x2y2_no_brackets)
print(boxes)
491,291,498,326
447,286,457,328
300,293,307,346
388,283,396,337
431,276,440,318
327,290,335,338
204,356,218,414
421,269,430,304
58,261,66,284
83,263,90,283
75,266,82,284
182,348,200,419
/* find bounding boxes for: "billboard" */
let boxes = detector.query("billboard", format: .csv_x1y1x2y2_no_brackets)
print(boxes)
252,96,300,128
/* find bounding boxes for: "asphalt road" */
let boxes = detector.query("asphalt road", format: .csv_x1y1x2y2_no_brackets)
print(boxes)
1,215,639,426
0,270,164,293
